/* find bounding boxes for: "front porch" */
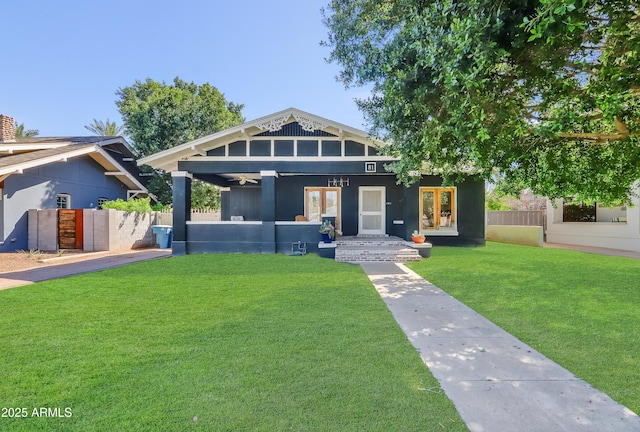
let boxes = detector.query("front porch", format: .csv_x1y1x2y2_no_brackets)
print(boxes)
182,220,324,254
174,218,429,262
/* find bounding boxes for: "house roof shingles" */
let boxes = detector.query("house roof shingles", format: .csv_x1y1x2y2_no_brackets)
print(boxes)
0,136,147,193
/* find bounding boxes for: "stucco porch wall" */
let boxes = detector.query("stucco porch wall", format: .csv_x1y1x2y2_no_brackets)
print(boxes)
184,221,324,254
185,222,263,254
546,198,640,253
275,221,322,254
546,223,640,252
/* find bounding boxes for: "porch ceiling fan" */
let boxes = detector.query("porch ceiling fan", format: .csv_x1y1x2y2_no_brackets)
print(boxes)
228,175,258,185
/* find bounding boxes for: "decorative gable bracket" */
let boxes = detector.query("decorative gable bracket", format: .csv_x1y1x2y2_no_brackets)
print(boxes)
256,113,328,133
292,114,328,132
256,115,290,132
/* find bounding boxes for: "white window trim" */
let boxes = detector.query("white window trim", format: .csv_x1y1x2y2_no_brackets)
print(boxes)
57,193,71,209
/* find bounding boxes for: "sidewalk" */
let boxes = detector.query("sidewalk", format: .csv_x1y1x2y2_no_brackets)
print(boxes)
361,262,640,432
0,249,171,290
544,242,640,260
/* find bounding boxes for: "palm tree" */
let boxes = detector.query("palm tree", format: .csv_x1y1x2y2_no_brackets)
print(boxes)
14,121,39,138
84,118,125,136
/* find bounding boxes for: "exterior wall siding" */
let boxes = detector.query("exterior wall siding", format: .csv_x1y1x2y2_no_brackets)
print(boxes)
227,187,261,221
210,173,485,253
1,156,128,252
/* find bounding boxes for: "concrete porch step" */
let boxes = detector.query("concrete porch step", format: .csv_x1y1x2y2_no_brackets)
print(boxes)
336,235,407,247
335,244,421,263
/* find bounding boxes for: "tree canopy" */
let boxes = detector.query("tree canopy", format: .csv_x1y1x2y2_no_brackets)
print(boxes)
322,0,640,204
84,118,125,136
116,77,244,158
116,77,244,204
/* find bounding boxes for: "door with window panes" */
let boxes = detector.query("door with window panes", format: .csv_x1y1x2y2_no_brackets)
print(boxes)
358,186,386,235
419,188,455,231
305,187,341,230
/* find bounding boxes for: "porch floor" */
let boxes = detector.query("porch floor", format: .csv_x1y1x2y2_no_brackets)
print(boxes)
335,236,421,263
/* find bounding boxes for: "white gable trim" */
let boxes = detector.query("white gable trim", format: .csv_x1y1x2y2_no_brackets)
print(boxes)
138,108,387,171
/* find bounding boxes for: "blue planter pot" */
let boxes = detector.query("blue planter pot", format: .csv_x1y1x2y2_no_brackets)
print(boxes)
321,233,333,243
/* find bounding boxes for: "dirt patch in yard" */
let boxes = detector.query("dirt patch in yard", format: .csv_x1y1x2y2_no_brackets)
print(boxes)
0,250,95,273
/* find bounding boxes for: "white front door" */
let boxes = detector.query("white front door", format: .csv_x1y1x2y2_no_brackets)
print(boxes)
359,186,386,235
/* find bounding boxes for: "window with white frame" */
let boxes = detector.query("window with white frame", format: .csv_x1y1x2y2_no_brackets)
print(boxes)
98,197,109,209
56,194,71,209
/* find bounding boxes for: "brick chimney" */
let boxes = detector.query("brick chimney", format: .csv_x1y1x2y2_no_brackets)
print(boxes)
0,115,16,142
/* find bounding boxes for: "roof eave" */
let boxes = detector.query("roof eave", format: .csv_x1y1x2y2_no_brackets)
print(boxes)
0,145,147,193
138,108,385,170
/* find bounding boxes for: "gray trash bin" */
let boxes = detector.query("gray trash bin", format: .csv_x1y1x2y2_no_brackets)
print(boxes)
151,225,173,248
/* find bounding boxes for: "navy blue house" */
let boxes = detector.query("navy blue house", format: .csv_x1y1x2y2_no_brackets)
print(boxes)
138,108,485,256
0,115,148,252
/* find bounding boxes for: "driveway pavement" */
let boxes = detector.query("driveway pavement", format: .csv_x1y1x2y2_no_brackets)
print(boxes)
361,262,640,432
0,248,171,290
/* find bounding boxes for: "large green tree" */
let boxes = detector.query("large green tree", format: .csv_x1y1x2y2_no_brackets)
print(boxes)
116,77,244,158
323,0,640,204
116,77,244,204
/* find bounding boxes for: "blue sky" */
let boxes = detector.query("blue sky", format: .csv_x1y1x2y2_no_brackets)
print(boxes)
1,0,370,137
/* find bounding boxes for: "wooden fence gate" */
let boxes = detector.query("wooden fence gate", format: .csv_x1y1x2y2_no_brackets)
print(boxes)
58,209,84,249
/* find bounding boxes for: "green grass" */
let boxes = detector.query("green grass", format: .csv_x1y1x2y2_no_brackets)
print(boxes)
407,242,640,414
0,254,466,431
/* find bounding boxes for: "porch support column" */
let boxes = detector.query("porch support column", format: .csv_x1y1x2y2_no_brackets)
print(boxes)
171,171,192,256
219,187,231,221
403,182,420,241
260,170,278,253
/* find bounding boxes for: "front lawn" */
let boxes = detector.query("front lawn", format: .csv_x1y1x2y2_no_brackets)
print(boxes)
407,242,640,414
0,254,466,431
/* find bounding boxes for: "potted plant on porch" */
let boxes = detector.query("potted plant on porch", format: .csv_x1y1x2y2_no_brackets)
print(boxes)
412,230,426,244
319,220,336,243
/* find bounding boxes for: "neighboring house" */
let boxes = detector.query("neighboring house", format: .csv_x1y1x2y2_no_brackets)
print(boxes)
546,194,640,253
0,114,148,252
138,108,485,256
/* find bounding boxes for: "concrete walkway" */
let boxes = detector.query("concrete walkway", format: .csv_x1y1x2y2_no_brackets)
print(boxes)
0,249,171,290
361,262,640,432
544,242,640,260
